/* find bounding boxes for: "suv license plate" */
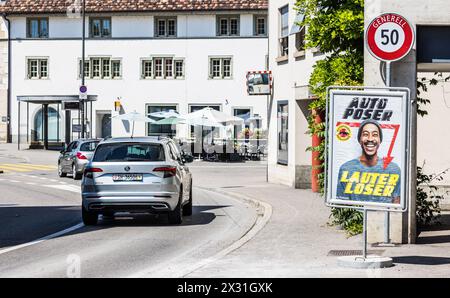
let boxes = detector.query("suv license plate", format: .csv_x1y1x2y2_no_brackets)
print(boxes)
112,174,143,182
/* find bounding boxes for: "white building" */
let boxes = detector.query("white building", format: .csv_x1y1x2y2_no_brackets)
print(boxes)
0,18,7,142
267,0,325,189
0,0,268,149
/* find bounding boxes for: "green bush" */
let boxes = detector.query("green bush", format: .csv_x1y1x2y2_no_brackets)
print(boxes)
329,208,363,237
416,165,447,227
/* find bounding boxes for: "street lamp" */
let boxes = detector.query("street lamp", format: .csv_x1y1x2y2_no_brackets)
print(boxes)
80,0,86,139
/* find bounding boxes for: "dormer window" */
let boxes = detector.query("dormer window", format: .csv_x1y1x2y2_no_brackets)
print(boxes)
217,16,240,36
155,17,177,37
27,18,49,38
90,17,111,38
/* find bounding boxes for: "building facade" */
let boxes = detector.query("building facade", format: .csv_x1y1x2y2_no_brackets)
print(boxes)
267,0,324,189
0,0,268,149
268,0,450,244
0,18,7,142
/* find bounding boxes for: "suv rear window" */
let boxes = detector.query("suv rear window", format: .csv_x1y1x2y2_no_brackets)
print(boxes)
80,141,99,152
93,143,165,162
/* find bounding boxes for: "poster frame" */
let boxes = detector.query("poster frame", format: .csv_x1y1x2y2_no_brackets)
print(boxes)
325,86,411,213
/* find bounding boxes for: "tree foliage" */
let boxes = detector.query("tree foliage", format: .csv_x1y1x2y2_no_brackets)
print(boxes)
296,0,365,235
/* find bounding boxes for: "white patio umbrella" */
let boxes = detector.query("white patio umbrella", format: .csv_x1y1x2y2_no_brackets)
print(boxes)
148,109,181,119
182,108,242,159
113,111,155,138
183,107,244,125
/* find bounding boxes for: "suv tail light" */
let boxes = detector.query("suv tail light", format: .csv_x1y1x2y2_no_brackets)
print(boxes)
84,167,103,178
77,152,88,160
153,167,177,178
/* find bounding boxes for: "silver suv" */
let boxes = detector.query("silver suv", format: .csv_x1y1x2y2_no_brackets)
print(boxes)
81,137,193,225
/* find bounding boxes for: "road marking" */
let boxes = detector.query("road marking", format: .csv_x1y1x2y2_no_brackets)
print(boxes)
44,184,81,194
26,182,37,185
129,187,272,278
0,164,57,173
2,163,57,170
7,180,19,183
0,223,84,256
0,165,30,172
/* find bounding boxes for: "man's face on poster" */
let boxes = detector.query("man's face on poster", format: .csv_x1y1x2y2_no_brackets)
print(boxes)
359,123,381,158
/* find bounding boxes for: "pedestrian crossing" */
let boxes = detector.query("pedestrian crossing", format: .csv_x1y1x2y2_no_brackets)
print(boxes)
0,163,57,173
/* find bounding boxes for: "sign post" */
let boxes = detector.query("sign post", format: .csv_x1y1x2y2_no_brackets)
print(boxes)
326,86,411,268
79,85,87,138
366,13,415,245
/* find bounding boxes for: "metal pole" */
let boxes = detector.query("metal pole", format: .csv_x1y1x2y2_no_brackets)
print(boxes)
384,61,391,245
363,208,368,260
17,101,20,150
80,0,86,139
266,94,269,182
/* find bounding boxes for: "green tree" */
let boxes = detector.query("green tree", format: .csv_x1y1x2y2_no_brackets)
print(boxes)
296,0,364,235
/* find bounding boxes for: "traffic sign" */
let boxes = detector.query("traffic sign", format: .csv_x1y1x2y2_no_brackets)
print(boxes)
79,85,88,100
366,13,415,62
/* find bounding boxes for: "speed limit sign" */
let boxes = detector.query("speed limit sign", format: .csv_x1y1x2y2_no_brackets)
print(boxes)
366,13,415,62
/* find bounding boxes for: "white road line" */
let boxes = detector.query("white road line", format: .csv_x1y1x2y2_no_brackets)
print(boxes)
26,182,37,185
129,187,272,278
0,223,84,256
44,184,81,194
7,180,19,183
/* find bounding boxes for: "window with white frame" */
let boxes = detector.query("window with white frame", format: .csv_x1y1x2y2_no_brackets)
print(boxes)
27,58,48,79
217,16,240,36
90,17,111,38
254,16,267,36
279,5,289,57
175,60,184,78
209,57,232,79
141,57,184,79
155,17,177,37
79,57,121,79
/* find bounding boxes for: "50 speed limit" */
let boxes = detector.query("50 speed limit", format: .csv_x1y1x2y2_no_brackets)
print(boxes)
367,13,415,62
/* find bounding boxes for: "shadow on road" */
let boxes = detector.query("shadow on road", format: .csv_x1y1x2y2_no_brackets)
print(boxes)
92,205,230,227
0,204,230,249
393,256,450,265
0,205,81,249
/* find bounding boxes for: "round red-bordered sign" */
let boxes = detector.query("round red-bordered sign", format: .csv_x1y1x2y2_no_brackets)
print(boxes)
366,13,415,62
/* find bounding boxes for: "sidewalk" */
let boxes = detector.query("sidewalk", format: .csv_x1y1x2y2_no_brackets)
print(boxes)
0,143,59,165
187,183,450,278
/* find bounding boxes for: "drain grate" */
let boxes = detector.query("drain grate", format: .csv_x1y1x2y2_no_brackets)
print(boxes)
327,249,385,256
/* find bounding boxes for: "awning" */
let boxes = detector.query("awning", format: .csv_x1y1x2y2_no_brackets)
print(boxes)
17,95,98,104
290,13,305,35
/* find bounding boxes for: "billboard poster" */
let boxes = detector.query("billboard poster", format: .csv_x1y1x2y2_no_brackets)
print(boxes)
326,88,410,211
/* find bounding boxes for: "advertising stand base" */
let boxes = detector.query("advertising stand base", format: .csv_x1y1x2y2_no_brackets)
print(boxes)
336,209,393,269
337,255,393,269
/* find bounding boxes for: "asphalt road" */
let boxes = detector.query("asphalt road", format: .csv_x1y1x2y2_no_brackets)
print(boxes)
0,158,259,277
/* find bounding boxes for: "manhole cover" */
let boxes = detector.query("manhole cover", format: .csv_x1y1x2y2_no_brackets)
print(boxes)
327,250,385,256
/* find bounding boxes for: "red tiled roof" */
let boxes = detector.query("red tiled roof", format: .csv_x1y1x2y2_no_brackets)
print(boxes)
0,0,268,14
